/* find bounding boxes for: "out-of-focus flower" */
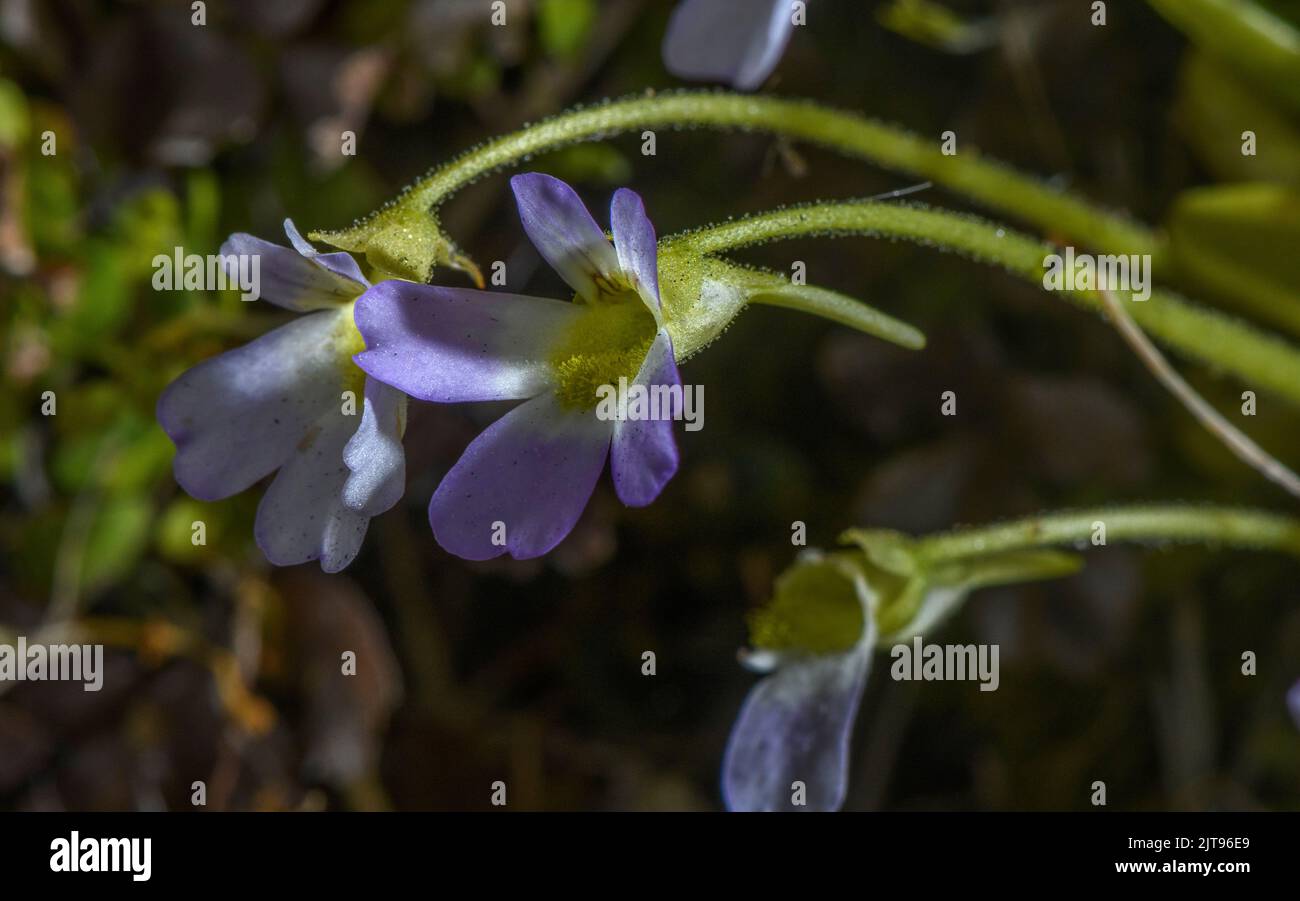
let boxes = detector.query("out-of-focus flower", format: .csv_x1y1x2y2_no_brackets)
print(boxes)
354,174,681,561
1289,679,1300,730
722,536,1079,811
662,0,801,91
722,551,878,812
157,221,406,573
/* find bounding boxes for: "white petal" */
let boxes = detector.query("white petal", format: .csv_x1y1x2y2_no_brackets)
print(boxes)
255,406,371,573
158,309,357,500
342,377,407,516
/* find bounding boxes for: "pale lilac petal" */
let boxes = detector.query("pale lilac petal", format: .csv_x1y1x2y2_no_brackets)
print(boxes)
342,377,407,516
722,644,872,812
220,232,365,311
157,309,355,501
611,330,680,507
610,188,660,317
511,173,620,303
283,218,369,287
430,392,613,560
353,280,581,402
254,407,370,573
663,0,796,91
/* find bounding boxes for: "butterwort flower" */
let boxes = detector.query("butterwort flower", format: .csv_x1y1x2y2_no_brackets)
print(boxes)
722,537,1075,811
722,552,879,812
662,0,802,91
157,220,406,573
353,173,682,561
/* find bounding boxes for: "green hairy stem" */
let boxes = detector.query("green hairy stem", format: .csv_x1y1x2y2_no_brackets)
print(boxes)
314,92,1160,282
663,201,1300,409
914,504,1300,563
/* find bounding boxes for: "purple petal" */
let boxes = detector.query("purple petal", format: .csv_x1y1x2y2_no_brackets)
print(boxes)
220,232,366,311
610,188,660,317
611,330,680,507
283,218,369,287
722,644,872,812
429,392,613,560
1289,680,1300,731
157,309,354,501
353,280,580,402
342,377,406,516
662,0,796,91
511,173,620,303
254,406,370,573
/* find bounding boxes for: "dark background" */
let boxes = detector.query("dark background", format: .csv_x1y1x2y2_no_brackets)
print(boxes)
2,0,1299,811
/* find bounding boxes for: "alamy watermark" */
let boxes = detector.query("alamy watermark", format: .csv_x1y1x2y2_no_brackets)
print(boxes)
1043,246,1151,302
50,832,150,882
890,637,999,691
594,378,704,431
152,247,261,301
0,636,104,691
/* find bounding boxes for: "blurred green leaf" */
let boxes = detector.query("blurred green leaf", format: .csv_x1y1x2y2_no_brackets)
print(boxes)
1148,0,1300,115
156,496,215,564
1175,52,1300,186
535,143,632,185
876,0,995,54
1166,183,1300,334
80,494,152,594
0,78,30,147
538,0,597,60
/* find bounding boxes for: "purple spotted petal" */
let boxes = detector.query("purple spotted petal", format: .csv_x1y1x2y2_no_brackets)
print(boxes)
511,173,620,303
342,377,406,516
610,188,660,317
722,644,873,812
353,280,580,402
157,308,355,501
220,231,366,311
429,393,613,560
254,405,370,573
611,330,680,507
662,0,797,91
283,218,369,287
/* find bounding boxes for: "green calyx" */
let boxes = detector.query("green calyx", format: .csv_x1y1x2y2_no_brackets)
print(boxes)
748,530,1083,657
747,553,871,655
310,205,481,285
749,504,1300,658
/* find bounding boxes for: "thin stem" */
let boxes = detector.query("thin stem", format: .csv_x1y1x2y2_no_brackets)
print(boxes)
329,91,1158,260
914,505,1300,564
662,201,1300,408
1098,287,1300,499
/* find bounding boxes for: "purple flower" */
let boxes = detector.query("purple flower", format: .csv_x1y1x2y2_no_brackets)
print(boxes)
1289,680,1300,731
353,173,682,561
157,220,406,573
662,0,801,91
722,554,877,812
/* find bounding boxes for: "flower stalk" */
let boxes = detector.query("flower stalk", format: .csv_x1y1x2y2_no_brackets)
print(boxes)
312,91,1161,283
912,504,1300,566
661,200,1300,409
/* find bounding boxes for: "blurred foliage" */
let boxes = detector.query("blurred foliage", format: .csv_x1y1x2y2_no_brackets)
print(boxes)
0,0,1299,812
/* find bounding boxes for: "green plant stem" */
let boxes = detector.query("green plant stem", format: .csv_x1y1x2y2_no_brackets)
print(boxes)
662,200,1300,408
746,281,927,349
370,91,1159,259
914,505,1300,563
